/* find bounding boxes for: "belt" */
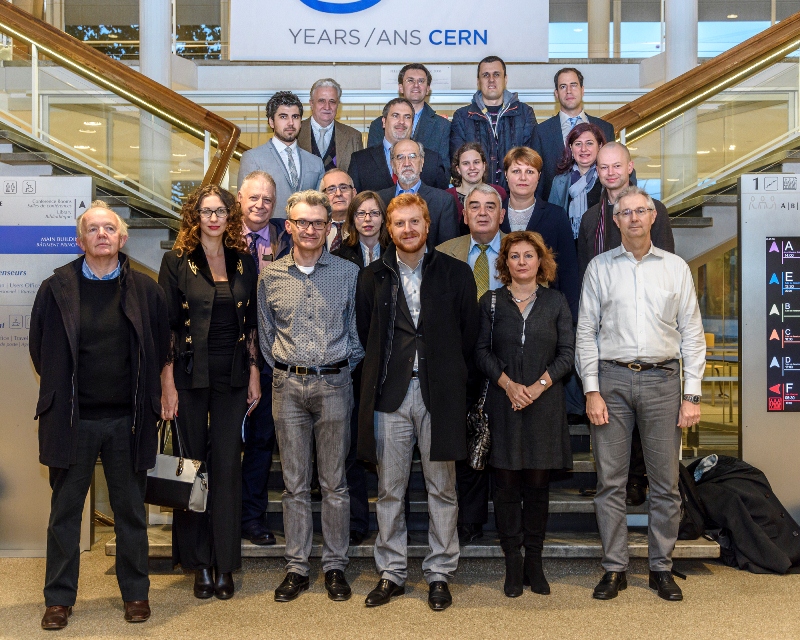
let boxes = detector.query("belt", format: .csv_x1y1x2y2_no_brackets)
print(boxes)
274,360,348,375
608,359,677,372
410,370,419,379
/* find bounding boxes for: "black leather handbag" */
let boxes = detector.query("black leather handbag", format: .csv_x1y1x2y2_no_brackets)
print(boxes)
466,291,496,471
145,418,208,512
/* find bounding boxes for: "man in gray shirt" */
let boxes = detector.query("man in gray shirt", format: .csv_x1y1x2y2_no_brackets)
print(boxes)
258,189,364,603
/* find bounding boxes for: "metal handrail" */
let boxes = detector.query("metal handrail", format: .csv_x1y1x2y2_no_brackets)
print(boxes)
605,12,800,144
0,2,241,186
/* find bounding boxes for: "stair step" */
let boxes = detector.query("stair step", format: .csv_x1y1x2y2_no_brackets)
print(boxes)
670,216,713,228
263,487,643,515
106,526,719,559
126,217,180,230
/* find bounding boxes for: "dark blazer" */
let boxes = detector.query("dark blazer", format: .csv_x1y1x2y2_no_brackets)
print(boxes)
29,254,170,471
332,242,367,268
577,195,675,282
367,102,451,177
499,199,581,321
297,117,364,174
348,144,448,193
532,113,615,201
377,183,460,247
158,245,259,390
356,245,479,464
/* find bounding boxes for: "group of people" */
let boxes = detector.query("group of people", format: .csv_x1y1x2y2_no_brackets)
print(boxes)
30,56,706,631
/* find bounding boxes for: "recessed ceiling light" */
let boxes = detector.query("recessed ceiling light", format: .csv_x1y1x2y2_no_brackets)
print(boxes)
169,170,182,174
667,178,679,182
172,153,186,157
647,164,661,168
89,148,97,152
78,129,96,134
74,145,90,150
83,121,102,126
697,150,710,154
574,28,583,33
729,144,736,151
129,145,139,149
727,14,738,19
628,147,638,151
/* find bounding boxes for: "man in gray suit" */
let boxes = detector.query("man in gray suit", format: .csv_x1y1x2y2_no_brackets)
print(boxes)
367,64,451,177
298,78,363,174
238,91,325,218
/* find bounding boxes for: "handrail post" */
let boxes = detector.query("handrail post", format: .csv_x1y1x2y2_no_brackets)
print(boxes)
619,128,626,144
31,42,38,139
203,130,210,175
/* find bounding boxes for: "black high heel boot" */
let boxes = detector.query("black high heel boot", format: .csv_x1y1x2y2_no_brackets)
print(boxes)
522,485,551,595
493,483,525,598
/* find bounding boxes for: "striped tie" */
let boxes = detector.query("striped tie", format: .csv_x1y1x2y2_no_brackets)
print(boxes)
567,116,580,130
474,244,490,300
286,147,299,190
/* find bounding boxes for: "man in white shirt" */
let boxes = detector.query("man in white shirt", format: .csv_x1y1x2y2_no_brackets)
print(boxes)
576,185,705,603
319,169,356,251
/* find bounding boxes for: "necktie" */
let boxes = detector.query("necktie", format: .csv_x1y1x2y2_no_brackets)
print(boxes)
286,147,299,190
247,232,260,268
474,244,490,300
330,221,343,252
567,116,580,130
317,126,329,153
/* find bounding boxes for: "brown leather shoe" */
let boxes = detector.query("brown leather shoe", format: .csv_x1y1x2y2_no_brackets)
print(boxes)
123,600,151,623
41,605,72,630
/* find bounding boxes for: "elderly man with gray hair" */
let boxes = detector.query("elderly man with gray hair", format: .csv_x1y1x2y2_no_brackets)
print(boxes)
297,78,364,173
30,201,170,630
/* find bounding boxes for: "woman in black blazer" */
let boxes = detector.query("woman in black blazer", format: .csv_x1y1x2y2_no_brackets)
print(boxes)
475,231,574,599
159,185,261,600
332,190,390,267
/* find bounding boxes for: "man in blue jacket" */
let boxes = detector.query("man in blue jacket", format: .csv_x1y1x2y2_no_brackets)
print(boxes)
450,56,537,191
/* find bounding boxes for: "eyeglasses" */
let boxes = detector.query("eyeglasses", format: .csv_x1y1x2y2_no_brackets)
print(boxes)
615,207,655,218
323,184,354,196
393,153,419,162
287,218,328,230
198,207,228,219
355,210,382,220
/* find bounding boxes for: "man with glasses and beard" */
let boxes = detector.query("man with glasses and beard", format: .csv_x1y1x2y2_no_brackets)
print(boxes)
258,190,364,603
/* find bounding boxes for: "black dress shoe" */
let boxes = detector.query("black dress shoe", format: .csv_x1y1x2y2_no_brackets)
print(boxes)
214,570,235,600
592,571,627,600
123,600,150,622
349,530,367,546
325,569,352,601
193,568,214,599
365,578,405,607
243,528,276,546
41,605,72,630
626,483,648,506
649,570,683,601
274,572,309,602
428,581,452,611
457,523,483,546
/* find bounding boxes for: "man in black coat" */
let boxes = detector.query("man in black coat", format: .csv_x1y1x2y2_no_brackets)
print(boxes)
30,203,170,630
349,97,448,192
356,193,479,611
532,67,616,201
377,138,459,247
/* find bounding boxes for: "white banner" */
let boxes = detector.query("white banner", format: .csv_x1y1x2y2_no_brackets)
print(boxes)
230,0,549,63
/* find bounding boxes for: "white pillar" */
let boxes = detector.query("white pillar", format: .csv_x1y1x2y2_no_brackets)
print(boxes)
588,0,611,59
138,0,173,203
665,0,697,81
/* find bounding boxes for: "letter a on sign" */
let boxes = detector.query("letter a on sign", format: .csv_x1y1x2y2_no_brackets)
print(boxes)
770,329,780,340
770,273,780,284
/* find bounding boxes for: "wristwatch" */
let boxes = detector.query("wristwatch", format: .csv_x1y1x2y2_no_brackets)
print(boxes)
683,394,701,405
539,379,547,387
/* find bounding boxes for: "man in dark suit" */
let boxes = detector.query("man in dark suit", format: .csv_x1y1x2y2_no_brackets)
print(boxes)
367,64,451,177
532,68,616,201
376,138,459,247
297,78,363,174
349,98,448,192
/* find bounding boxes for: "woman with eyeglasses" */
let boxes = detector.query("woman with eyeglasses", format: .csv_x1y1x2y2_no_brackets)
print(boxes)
446,142,507,234
158,184,261,601
332,190,390,268
547,122,607,243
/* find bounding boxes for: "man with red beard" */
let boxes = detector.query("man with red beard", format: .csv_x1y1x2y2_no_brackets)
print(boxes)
356,193,479,611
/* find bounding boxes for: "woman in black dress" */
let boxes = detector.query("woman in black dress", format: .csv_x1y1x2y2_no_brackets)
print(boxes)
475,230,574,598
159,185,261,600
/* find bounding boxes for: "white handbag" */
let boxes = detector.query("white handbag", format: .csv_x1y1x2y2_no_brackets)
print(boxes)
145,418,208,513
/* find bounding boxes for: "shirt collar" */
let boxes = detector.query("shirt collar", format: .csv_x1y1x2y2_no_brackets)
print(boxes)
272,137,298,154
396,180,422,195
243,221,271,242
310,117,333,134
560,110,587,126
469,231,502,253
82,258,120,280
611,241,662,261
397,248,427,274
286,246,331,272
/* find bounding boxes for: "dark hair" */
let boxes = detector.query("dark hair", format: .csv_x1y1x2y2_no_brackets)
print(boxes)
450,142,488,187
495,231,557,286
398,63,432,86
555,122,607,175
554,67,584,89
266,91,303,121
382,97,415,119
342,191,390,249
503,146,543,173
478,55,506,77
173,185,247,256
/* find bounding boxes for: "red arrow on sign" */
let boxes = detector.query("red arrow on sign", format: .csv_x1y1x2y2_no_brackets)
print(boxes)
769,384,782,394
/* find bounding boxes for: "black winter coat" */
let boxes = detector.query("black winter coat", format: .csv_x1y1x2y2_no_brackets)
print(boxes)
690,456,800,574
356,245,479,464
29,254,170,471
158,245,259,389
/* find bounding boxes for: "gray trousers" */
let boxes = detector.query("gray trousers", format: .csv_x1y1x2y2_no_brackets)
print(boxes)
591,361,683,572
374,379,459,585
272,368,352,576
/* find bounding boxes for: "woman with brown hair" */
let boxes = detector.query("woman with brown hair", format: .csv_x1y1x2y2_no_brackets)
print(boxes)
446,142,507,233
158,184,261,601
475,231,574,598
333,190,390,268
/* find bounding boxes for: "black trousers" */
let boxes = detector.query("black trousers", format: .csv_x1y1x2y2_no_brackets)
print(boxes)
45,415,148,606
345,393,370,534
172,353,248,573
456,461,490,526
241,366,276,532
